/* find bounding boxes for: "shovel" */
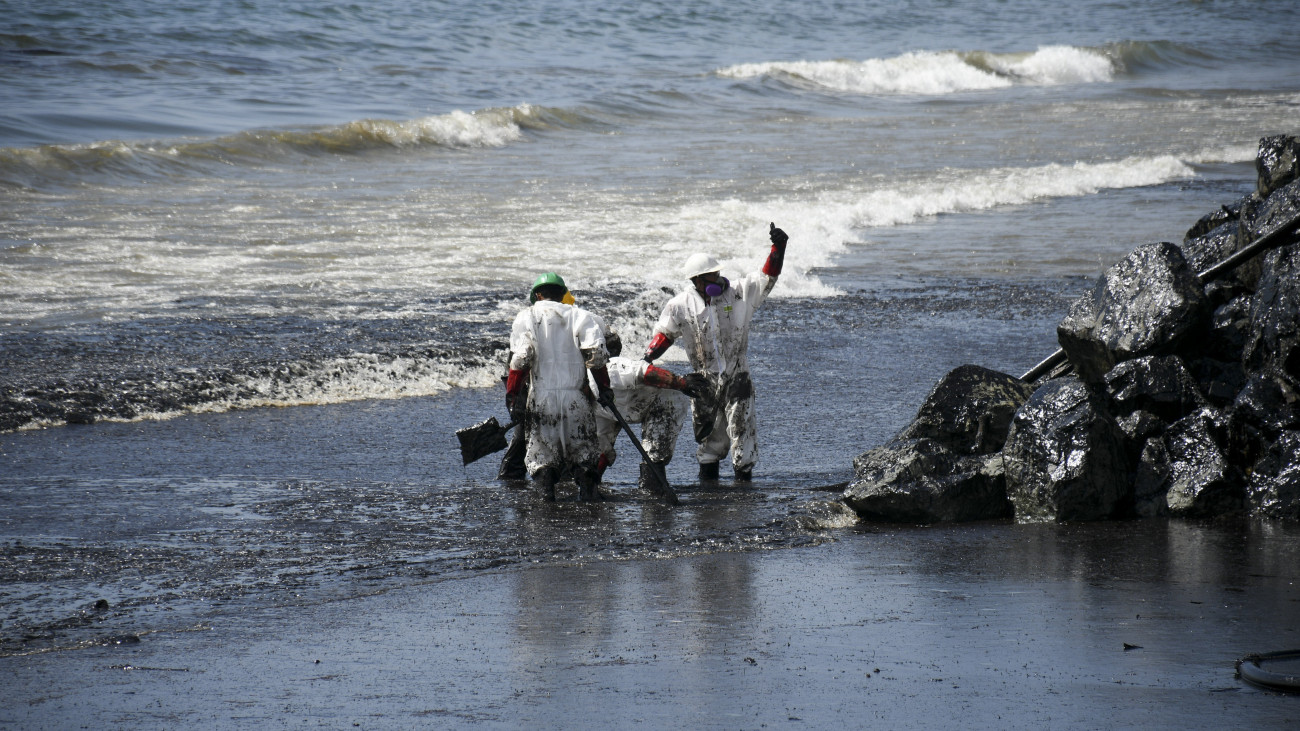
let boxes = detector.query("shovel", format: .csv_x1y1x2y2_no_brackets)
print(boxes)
457,416,516,465
602,395,679,505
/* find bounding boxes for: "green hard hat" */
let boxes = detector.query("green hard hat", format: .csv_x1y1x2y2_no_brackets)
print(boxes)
529,272,567,304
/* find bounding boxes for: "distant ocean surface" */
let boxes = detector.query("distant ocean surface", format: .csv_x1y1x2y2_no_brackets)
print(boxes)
2,0,1299,431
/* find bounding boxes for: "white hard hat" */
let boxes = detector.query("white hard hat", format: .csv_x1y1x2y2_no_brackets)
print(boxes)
682,253,720,279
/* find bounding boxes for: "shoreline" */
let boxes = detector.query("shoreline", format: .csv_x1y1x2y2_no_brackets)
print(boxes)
4,277,1296,727
4,526,1297,728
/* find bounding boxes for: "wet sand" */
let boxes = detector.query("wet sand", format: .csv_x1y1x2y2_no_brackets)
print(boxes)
3,284,1299,727
4,522,1298,729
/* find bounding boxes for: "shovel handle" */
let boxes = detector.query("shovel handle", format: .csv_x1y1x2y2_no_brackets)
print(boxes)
603,399,678,504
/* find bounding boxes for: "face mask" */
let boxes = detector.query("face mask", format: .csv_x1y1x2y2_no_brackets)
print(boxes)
704,277,729,297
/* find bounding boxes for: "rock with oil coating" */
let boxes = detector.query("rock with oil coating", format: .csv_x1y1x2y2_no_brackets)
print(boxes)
1205,294,1253,360
1225,374,1300,468
1104,355,1208,423
842,138,1300,524
1003,376,1132,523
1184,195,1248,243
1057,242,1210,386
1239,177,1300,255
1115,409,1166,446
1255,134,1300,199
897,364,1038,455
1132,438,1171,518
844,438,1011,523
1159,409,1244,517
1180,217,1261,290
1243,242,1300,383
1248,431,1300,519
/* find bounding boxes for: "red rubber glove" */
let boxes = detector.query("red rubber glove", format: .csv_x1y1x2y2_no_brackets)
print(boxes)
643,364,685,390
763,222,788,276
644,332,672,362
505,368,528,417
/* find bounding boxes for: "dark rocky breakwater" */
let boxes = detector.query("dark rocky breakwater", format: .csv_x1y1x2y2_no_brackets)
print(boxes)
844,134,1300,524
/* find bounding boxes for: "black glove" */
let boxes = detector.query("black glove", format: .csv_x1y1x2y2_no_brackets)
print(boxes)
597,387,616,410
769,222,788,247
680,372,710,399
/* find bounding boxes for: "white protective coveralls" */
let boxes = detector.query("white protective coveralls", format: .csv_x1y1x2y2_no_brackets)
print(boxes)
592,356,689,468
650,268,776,470
509,300,609,476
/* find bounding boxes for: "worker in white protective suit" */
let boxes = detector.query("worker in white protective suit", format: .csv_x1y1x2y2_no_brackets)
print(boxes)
498,289,578,481
586,324,708,495
506,272,613,502
642,223,789,482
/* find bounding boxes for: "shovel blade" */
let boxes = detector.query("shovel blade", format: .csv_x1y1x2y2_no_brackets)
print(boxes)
654,479,680,505
457,416,511,465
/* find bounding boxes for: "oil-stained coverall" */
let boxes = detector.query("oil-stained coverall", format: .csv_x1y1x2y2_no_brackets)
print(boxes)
593,356,690,470
643,224,788,476
507,299,609,481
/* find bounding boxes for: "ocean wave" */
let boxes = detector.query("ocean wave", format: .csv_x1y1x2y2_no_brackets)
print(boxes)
0,104,550,190
0,285,669,434
1103,39,1219,73
717,52,1018,96
1186,143,1258,165
846,155,1197,228
0,349,503,434
716,41,1204,96
661,154,1198,299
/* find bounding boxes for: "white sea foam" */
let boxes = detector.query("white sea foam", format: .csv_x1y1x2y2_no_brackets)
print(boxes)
224,353,500,408
1187,143,1258,164
331,107,529,149
0,106,533,190
613,154,1196,298
718,53,1013,95
477,155,1199,303
13,353,506,431
717,46,1115,96
975,45,1116,85
0,152,1202,329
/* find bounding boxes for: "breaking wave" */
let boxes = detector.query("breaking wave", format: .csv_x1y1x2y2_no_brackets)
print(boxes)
0,345,503,434
716,41,1207,96
839,155,1199,228
0,285,668,434
0,104,553,189
671,153,1202,299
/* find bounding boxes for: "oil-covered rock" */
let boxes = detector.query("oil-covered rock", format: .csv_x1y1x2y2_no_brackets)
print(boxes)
1255,134,1300,199
843,364,1030,523
1248,431,1300,519
842,133,1300,524
845,438,1010,523
897,364,1038,454
1104,355,1208,423
1002,376,1131,523
1057,241,1210,385
1157,409,1243,517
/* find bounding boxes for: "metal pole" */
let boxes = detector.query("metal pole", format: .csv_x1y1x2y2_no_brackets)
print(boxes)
1019,212,1300,383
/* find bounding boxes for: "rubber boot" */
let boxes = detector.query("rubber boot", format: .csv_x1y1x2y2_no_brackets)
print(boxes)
734,465,753,482
698,461,719,482
577,466,603,502
639,461,668,496
536,467,558,502
497,431,527,480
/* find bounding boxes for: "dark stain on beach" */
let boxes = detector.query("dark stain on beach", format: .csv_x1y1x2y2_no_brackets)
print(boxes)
7,277,1294,662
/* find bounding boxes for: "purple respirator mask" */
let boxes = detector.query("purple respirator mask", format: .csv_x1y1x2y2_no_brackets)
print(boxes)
704,277,729,297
